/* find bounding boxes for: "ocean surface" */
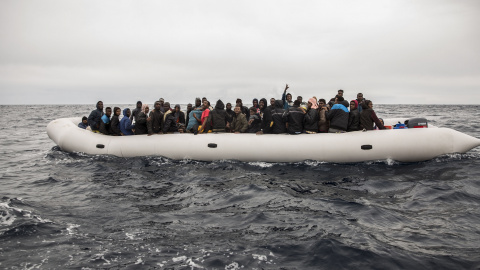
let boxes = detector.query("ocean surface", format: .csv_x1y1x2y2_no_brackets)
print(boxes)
1,104,480,269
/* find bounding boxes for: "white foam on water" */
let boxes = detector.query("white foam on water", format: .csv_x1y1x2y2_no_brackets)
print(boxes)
248,162,274,168
172,255,187,262
252,254,267,261
225,262,241,270
66,223,80,235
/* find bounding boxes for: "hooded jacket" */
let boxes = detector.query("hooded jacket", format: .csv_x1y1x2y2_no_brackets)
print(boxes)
304,107,319,132
147,105,164,135
285,105,305,134
120,108,135,136
326,103,349,131
231,113,248,133
360,104,385,130
163,110,179,133
99,114,111,135
207,100,229,132
348,100,360,131
134,112,148,135
109,111,122,136
271,100,287,134
87,102,104,131
247,113,262,133
187,109,202,130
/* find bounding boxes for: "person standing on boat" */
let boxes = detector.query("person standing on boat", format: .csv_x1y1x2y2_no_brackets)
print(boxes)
207,100,229,133
347,100,360,132
120,108,135,136
230,104,248,133
130,101,142,123
359,100,386,130
87,101,104,133
78,116,88,129
99,107,112,135
147,101,164,136
109,107,122,136
304,98,319,133
134,104,149,135
185,103,193,128
326,96,349,133
271,100,288,134
281,84,293,110
356,93,365,112
318,99,329,133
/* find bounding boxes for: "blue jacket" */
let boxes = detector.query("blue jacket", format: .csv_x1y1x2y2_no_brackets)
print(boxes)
187,110,202,130
326,104,349,131
281,93,292,110
120,108,135,136
78,122,88,129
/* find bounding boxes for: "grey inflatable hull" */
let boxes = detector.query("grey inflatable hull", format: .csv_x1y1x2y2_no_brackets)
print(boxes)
47,117,480,163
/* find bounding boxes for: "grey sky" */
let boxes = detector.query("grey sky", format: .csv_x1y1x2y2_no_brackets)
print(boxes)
1,0,479,105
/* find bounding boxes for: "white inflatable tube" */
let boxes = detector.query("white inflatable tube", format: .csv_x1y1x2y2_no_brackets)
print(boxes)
47,118,480,163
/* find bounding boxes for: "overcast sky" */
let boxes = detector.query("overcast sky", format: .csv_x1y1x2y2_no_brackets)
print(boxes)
1,0,479,105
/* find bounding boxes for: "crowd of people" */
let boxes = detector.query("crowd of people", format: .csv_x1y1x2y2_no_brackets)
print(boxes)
80,85,386,136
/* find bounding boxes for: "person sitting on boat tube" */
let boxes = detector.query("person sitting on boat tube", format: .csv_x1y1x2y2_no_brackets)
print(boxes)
78,116,88,129
120,108,135,136
147,101,164,136
326,96,349,133
99,107,112,135
285,100,306,134
230,104,248,133
87,101,104,133
109,107,123,136
271,100,288,134
359,100,386,130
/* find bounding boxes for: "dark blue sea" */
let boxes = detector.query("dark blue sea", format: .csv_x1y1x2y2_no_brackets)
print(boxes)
1,104,480,269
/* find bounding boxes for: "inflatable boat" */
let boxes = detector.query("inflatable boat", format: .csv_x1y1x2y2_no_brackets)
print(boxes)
46,117,480,163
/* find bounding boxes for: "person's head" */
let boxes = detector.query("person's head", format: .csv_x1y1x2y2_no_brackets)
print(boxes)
159,98,164,105
350,100,358,110
113,107,121,116
82,116,88,124
357,93,364,101
318,99,326,107
105,107,112,117
337,89,344,97
335,96,344,103
367,100,373,109
308,97,318,109
293,100,301,107
136,101,142,109
249,107,257,115
363,99,373,109
164,102,171,111
252,98,258,107
297,96,302,103
187,103,192,111
175,104,181,112
202,97,207,102
270,98,275,106
234,104,242,114
96,101,103,111
154,101,161,111
123,108,131,118
202,100,209,109
195,98,201,107
259,98,267,110
286,93,292,102
142,104,149,115
236,98,243,106
226,102,232,111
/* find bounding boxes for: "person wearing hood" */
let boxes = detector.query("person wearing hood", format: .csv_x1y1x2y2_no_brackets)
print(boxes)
134,104,149,135
78,116,88,129
252,98,260,113
304,98,320,133
130,101,142,123
87,101,104,132
281,84,293,110
326,96,349,133
225,102,235,124
247,107,262,133
147,101,164,136
206,99,229,133
99,107,112,135
235,98,250,120
109,107,122,136
360,100,386,130
230,104,248,133
162,102,179,133
120,108,135,136
271,100,287,134
285,100,306,134
347,100,360,132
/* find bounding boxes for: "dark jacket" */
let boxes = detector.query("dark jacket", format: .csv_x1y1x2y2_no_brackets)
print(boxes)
286,105,305,134
304,108,319,132
326,104,349,131
247,113,262,133
348,108,360,131
147,109,164,135
163,111,178,133
231,113,248,133
360,107,385,130
99,114,110,135
78,122,88,129
207,100,229,132
87,103,104,131
130,107,142,122
134,112,148,135
271,100,287,134
109,114,122,136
